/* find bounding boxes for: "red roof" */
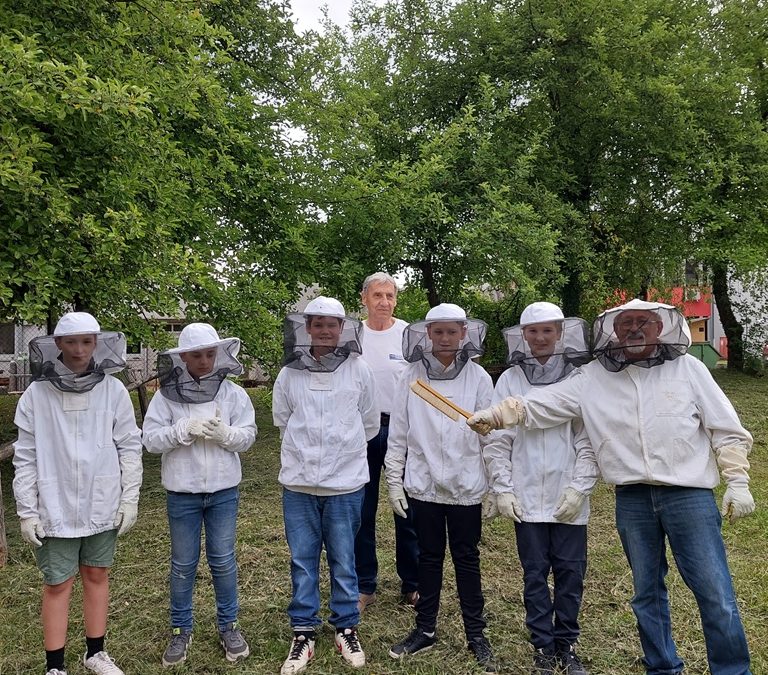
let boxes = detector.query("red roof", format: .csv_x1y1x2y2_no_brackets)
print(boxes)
606,287,711,319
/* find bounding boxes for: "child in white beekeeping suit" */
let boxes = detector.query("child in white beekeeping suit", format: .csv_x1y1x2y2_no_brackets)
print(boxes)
272,296,379,675
482,301,594,675
13,311,143,675
142,323,256,667
384,303,499,673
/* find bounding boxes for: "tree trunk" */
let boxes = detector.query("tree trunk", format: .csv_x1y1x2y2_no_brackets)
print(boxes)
712,262,744,371
561,268,581,318
404,258,441,307
421,260,440,307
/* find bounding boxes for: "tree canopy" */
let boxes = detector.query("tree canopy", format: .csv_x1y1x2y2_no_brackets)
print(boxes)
1,0,766,370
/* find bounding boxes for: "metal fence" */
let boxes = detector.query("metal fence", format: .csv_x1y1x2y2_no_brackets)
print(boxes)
0,322,159,394
0,323,46,393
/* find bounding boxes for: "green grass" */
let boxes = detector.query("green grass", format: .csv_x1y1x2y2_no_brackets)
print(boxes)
0,372,767,674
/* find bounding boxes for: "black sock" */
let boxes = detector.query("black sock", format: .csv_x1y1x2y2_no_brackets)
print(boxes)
45,647,65,671
86,635,105,659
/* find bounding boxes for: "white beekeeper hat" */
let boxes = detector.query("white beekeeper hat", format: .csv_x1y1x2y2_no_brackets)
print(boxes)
282,296,362,372
54,312,101,335
304,296,347,318
167,322,240,356
519,302,564,326
425,303,467,322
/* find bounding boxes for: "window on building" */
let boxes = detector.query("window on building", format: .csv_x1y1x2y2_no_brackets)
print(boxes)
0,323,14,354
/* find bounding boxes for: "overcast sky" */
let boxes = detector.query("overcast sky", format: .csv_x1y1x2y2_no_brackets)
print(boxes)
288,0,356,32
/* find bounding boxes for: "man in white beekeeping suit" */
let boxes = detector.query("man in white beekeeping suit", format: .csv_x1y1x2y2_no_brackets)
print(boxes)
468,298,755,675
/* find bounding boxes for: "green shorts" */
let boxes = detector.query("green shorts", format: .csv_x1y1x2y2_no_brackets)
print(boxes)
34,530,118,586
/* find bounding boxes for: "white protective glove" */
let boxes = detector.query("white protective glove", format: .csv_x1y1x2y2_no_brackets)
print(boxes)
388,484,409,519
721,485,755,524
482,493,499,520
553,487,587,523
20,517,46,547
467,398,527,436
113,502,138,536
202,418,236,448
497,492,523,522
175,417,207,443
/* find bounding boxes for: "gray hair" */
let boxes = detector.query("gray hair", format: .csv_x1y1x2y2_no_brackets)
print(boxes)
361,271,399,296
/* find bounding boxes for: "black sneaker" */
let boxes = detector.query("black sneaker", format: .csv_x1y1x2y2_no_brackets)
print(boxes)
468,635,499,672
531,646,557,675
388,627,437,658
556,644,588,675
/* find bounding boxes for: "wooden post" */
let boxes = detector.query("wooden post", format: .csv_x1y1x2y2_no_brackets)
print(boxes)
0,441,14,567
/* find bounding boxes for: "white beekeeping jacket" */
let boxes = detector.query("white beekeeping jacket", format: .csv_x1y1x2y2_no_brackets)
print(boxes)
520,355,752,488
273,356,379,495
13,377,142,537
142,379,256,493
385,360,493,506
483,366,594,524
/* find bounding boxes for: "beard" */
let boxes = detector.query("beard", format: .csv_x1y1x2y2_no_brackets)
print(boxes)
623,343,651,355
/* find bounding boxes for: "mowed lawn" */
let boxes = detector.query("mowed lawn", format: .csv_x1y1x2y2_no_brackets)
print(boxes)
0,371,767,674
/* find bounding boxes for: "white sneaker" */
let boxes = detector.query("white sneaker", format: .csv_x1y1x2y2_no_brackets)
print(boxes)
46,670,67,675
280,630,316,675
335,627,365,668
83,651,125,675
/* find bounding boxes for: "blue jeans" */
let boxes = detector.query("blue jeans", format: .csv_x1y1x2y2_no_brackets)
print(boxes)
283,487,364,629
167,486,240,632
615,485,751,675
354,420,419,595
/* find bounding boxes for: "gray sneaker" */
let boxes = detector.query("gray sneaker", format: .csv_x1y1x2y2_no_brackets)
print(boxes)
219,621,250,662
162,628,192,667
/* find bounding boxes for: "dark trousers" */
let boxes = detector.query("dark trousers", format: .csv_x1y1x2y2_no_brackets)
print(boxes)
515,521,587,651
354,419,419,595
411,498,486,639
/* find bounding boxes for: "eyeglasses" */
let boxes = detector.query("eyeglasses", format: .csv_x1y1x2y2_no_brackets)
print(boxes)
615,317,661,330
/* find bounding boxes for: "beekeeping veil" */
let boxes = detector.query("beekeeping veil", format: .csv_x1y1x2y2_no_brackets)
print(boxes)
282,296,363,373
29,312,126,393
403,303,486,380
504,302,591,386
157,323,243,404
593,298,691,372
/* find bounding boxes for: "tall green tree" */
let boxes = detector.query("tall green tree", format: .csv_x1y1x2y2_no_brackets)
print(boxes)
0,0,302,369
293,0,564,311
677,0,768,369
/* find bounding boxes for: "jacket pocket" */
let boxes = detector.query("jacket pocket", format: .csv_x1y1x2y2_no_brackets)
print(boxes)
37,478,65,530
94,411,114,448
653,380,693,417
90,474,122,526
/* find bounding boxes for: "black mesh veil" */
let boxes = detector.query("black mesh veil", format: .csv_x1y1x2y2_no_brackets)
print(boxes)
282,313,363,373
402,304,487,380
157,323,243,404
593,299,691,372
504,317,591,385
30,332,126,393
